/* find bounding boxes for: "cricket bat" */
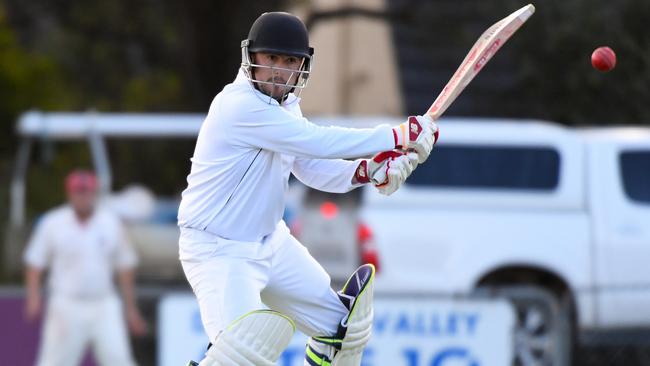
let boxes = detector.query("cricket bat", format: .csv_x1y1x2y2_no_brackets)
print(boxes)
426,4,536,120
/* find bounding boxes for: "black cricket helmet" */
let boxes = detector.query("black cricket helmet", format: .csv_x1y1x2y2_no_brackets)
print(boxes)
241,12,314,102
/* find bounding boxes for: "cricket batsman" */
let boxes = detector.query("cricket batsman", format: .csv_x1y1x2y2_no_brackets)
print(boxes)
178,12,439,366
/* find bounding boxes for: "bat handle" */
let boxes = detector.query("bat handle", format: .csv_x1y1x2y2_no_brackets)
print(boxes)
426,110,440,122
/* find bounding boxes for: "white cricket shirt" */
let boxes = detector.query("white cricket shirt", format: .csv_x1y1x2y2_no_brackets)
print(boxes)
178,69,395,242
24,205,138,298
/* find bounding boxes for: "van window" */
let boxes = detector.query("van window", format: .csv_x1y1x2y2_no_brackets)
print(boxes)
620,151,650,204
407,145,560,190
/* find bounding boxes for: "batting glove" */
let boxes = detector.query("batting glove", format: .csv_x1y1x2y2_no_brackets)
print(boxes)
392,114,439,164
354,150,415,196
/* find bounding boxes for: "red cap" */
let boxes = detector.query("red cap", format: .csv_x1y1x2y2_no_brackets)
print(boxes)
65,170,98,193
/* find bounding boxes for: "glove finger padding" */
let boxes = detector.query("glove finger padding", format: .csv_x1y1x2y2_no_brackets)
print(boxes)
422,117,440,163
376,171,402,196
406,151,419,170
415,115,438,163
376,154,412,196
415,134,434,164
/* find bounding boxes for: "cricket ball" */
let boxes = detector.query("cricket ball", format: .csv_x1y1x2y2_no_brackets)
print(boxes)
591,46,616,72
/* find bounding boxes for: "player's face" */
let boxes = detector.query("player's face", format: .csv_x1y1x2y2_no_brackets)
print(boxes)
67,188,97,218
252,52,304,99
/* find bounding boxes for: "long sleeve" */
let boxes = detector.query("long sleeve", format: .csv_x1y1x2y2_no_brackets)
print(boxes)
179,70,390,241
223,94,395,159
292,157,364,193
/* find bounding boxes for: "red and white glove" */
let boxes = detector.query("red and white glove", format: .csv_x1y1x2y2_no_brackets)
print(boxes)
392,114,439,164
354,150,415,196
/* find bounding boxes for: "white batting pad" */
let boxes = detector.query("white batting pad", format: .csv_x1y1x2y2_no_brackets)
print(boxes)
201,310,295,366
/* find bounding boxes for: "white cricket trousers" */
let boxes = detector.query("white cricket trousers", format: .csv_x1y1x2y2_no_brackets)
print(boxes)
35,293,136,366
179,221,348,342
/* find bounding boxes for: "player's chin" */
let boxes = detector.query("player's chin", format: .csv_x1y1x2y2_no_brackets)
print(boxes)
269,86,291,98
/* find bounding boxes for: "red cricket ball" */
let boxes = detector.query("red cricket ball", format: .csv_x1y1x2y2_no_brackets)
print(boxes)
591,46,617,72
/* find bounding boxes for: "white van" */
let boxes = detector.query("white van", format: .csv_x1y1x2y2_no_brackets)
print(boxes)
352,117,650,365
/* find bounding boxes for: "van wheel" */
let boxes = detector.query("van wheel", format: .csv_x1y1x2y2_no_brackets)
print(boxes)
480,285,573,366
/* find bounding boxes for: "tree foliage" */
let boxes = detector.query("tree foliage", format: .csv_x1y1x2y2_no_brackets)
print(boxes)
0,0,283,215
492,0,650,125
0,3,75,224
390,0,650,126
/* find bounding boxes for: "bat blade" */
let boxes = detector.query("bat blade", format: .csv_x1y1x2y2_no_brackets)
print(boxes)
427,4,535,120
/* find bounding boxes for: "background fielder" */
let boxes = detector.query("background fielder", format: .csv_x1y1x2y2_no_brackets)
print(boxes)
177,12,437,365
24,170,147,366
